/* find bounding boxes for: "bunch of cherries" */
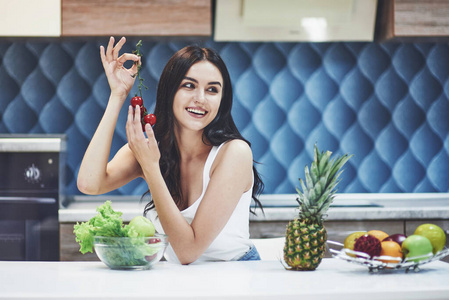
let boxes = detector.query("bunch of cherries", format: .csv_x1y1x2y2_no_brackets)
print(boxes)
131,40,156,130
131,95,156,130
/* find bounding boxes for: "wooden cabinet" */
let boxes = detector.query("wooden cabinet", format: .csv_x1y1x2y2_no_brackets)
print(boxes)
1,0,211,37
377,0,449,41
0,0,61,37
61,0,212,37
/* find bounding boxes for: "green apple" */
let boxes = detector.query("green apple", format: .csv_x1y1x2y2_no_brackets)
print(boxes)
129,216,155,237
401,235,433,262
414,223,446,254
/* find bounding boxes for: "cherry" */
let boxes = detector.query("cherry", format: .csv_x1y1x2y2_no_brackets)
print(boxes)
141,106,147,116
143,114,156,126
131,96,143,107
149,238,161,244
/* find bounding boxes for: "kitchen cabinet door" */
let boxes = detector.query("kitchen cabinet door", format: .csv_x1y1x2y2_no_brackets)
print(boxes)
62,0,212,37
377,0,449,41
0,0,60,37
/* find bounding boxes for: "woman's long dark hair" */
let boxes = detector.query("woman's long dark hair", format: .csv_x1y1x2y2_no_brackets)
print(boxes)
143,46,263,215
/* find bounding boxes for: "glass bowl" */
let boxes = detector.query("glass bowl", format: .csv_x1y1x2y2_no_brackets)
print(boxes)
94,234,168,270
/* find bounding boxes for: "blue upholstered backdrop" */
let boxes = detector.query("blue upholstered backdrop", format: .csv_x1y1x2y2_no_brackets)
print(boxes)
1,38,449,196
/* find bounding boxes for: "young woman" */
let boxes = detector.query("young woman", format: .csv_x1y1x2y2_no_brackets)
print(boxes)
77,37,263,264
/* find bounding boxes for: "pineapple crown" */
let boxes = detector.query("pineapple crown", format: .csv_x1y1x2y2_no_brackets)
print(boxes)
296,144,352,223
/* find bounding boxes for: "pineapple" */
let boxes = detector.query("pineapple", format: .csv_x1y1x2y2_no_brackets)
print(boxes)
284,145,352,271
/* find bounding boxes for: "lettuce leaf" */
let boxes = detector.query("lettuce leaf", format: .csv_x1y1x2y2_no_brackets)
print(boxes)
73,200,138,254
73,201,163,267
73,221,95,254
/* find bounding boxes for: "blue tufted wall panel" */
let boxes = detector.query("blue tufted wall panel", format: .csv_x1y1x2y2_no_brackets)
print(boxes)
1,38,449,196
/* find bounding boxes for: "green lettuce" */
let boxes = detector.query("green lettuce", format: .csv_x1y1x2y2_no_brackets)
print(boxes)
74,201,162,267
94,236,161,267
73,201,138,254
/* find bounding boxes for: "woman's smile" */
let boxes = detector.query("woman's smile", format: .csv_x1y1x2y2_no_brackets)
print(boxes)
186,107,207,117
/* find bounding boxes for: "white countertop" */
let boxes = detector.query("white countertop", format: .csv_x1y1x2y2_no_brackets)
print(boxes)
1,259,449,299
59,193,449,222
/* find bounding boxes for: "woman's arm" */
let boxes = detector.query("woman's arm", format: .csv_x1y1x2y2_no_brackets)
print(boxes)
161,140,252,264
127,110,253,264
184,139,253,262
77,37,142,195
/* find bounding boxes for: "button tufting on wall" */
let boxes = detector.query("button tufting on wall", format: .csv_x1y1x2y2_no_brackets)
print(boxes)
1,39,449,195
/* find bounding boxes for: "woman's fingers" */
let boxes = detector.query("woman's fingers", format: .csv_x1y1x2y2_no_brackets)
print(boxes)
99,45,115,72
145,123,157,146
144,122,160,162
104,36,129,63
105,36,115,61
117,53,140,69
134,105,141,126
100,37,139,78
125,105,133,138
99,45,106,66
126,105,143,138
126,105,159,164
130,55,141,75
112,37,126,61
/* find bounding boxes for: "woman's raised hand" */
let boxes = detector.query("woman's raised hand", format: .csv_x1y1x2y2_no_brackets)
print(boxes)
100,36,141,100
126,105,160,168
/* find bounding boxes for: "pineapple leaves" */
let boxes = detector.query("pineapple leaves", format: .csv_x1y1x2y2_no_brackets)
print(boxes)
295,186,303,198
295,144,353,221
299,178,308,199
318,151,331,174
309,162,319,185
298,179,311,208
304,166,314,192
329,154,351,180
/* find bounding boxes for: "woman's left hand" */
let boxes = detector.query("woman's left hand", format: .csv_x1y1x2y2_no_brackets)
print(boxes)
126,105,160,169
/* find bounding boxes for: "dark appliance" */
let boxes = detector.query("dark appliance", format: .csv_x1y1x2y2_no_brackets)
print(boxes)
0,135,66,261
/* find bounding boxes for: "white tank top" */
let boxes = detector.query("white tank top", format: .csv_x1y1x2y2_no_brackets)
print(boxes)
147,142,253,263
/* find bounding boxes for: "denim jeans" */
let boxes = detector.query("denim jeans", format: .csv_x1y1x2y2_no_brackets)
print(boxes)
238,246,261,261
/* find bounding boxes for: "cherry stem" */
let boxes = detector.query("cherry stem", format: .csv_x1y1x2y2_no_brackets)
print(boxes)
133,40,148,98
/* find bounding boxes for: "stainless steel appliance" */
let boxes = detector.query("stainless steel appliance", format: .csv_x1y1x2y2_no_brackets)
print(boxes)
0,135,66,261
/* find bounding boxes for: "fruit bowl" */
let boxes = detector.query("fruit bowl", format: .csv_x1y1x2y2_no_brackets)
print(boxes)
94,234,168,270
328,240,449,273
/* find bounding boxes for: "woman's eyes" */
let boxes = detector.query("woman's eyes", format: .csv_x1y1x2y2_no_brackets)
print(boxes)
182,82,195,89
181,82,219,93
207,86,219,93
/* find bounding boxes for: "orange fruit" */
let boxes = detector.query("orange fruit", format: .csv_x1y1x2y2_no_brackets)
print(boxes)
367,230,389,242
378,241,403,264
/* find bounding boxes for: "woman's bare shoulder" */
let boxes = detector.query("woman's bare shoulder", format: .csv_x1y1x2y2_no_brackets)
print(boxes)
213,139,253,170
221,139,252,157
208,139,253,192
